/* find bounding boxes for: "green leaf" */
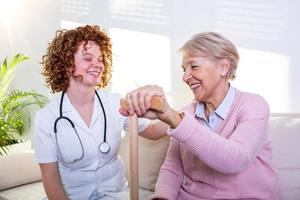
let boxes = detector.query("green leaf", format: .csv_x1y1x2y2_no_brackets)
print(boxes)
0,55,48,155
0,54,30,99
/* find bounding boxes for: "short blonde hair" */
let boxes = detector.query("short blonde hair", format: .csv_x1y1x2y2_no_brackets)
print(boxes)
179,32,239,80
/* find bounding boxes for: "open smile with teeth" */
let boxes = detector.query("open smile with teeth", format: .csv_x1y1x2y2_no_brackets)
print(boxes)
190,83,201,89
88,71,100,76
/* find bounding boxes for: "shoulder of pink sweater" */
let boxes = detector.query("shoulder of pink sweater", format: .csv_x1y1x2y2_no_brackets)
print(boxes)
235,90,270,114
180,90,270,115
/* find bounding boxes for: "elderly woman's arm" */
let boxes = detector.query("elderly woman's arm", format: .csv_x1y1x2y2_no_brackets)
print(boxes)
149,137,184,200
170,94,270,174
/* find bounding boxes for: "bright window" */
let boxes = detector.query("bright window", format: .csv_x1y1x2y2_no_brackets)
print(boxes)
109,28,171,100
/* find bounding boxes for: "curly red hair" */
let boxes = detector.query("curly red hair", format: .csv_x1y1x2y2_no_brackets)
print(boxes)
41,25,112,92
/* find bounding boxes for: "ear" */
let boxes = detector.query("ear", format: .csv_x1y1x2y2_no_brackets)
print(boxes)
218,59,230,77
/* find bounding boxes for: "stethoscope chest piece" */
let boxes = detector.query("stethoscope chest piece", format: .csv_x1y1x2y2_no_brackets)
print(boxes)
99,142,110,154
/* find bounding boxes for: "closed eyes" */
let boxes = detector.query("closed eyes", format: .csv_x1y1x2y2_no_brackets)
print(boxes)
182,65,200,72
191,65,199,69
82,56,103,63
83,57,92,61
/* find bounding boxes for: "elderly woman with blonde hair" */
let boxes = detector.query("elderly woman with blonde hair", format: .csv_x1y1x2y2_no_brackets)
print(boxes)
119,32,281,199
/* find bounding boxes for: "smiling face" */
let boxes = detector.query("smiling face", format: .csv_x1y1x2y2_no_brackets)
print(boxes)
181,55,228,103
72,41,104,88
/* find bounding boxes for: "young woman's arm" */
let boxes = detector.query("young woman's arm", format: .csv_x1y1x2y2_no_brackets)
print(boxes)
39,162,68,200
139,121,169,140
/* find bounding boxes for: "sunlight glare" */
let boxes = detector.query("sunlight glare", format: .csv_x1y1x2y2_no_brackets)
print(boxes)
0,0,23,25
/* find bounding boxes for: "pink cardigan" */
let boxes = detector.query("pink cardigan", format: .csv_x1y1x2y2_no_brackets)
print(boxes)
151,90,281,200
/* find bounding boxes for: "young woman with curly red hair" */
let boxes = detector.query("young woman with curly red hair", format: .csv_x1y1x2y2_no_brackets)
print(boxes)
34,25,153,200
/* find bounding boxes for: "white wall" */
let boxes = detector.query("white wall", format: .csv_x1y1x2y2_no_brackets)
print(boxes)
0,0,60,96
1,0,300,141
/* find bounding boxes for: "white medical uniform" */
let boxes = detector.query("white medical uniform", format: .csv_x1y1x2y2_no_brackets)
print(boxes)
34,90,149,200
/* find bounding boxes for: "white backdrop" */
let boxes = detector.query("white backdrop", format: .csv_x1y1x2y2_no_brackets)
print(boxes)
1,0,299,117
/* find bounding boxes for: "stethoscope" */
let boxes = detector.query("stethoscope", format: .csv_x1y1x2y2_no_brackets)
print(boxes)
54,90,110,164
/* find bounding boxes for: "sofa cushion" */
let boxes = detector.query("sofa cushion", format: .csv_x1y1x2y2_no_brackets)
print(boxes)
0,181,45,200
0,151,42,190
269,114,300,199
119,134,170,192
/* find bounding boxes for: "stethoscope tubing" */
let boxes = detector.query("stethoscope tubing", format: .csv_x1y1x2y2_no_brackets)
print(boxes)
95,91,107,144
54,90,109,164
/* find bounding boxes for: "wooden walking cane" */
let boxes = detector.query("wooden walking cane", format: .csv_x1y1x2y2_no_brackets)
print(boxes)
120,97,164,200
128,113,138,200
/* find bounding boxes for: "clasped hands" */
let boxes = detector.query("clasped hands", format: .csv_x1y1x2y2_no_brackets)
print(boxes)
119,85,183,129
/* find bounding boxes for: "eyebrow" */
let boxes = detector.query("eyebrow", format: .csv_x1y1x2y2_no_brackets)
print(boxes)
82,52,102,57
83,52,94,56
182,61,193,67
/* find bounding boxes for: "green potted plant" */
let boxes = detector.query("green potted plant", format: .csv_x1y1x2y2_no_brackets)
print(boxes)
0,54,48,155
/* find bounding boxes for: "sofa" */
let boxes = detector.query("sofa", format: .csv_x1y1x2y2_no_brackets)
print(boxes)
0,113,299,200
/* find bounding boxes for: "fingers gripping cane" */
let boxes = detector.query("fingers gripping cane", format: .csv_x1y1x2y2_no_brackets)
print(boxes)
120,97,164,200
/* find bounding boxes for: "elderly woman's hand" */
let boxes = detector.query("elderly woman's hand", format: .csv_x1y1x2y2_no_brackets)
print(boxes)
120,85,184,128
122,85,169,117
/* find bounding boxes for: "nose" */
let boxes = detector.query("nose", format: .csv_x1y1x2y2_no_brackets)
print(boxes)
93,59,104,69
183,67,192,83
